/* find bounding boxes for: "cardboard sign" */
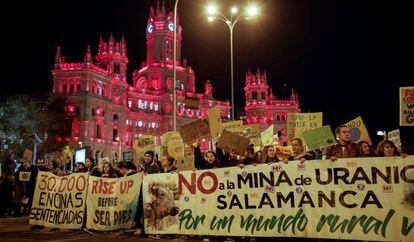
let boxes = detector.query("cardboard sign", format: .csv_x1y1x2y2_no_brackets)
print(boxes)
98,157,110,170
344,116,372,144
243,124,262,146
208,107,222,138
179,119,211,144
286,112,323,140
217,130,250,156
167,132,185,158
221,120,244,133
23,149,33,163
136,135,156,158
388,129,401,147
302,125,336,151
175,156,195,171
261,124,275,146
184,97,200,109
19,171,31,182
400,86,414,126
161,131,175,146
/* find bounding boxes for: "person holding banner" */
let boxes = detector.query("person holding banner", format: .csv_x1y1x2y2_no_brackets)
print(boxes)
101,161,118,178
285,138,315,163
261,145,283,164
160,156,177,173
75,162,86,173
139,151,161,174
326,125,359,161
357,140,377,157
118,161,137,176
241,144,259,166
376,140,402,157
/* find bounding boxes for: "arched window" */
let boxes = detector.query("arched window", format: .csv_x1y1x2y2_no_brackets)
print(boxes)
113,114,119,120
91,108,95,116
114,63,120,74
113,129,118,142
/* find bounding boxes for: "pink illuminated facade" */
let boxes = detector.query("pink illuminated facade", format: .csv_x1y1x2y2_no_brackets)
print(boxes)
244,70,301,140
51,3,230,160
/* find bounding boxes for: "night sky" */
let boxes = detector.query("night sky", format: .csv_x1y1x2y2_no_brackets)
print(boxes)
4,0,414,144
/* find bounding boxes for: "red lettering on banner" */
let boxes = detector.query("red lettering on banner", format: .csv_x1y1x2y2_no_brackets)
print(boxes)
92,179,115,194
178,172,218,194
120,180,134,194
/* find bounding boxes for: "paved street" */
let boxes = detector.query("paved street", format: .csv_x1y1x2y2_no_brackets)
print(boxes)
0,216,196,242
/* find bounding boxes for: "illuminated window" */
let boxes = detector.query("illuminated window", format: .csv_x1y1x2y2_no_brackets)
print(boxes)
154,102,159,111
138,121,143,127
128,100,132,108
150,102,153,110
97,81,103,96
126,120,129,125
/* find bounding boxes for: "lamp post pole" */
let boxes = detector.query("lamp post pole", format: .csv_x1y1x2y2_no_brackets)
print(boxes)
173,0,179,131
207,5,258,120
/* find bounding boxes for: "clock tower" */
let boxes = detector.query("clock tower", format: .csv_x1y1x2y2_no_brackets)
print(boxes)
146,1,182,65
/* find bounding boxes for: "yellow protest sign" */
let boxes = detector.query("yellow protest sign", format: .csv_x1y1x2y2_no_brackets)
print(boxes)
261,124,274,146
167,132,184,158
400,86,414,126
221,120,244,133
135,135,156,158
19,171,31,182
243,124,262,146
286,112,323,140
175,156,195,171
344,116,372,144
208,107,222,137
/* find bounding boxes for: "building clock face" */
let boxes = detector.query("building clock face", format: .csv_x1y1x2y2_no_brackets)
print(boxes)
167,22,174,31
147,24,154,34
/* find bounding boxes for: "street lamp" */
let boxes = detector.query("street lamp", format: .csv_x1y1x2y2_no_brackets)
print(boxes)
206,3,259,120
115,137,122,162
173,0,180,131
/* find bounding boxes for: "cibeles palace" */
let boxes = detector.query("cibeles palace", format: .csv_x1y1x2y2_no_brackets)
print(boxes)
51,2,300,161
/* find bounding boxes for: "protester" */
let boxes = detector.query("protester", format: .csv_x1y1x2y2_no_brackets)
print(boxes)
285,138,315,163
117,161,137,176
139,151,161,174
0,159,16,217
75,162,87,173
194,142,221,170
376,140,401,157
261,145,281,163
326,125,360,161
358,140,377,157
160,155,177,173
101,161,117,178
241,144,259,166
85,157,101,177
16,159,38,215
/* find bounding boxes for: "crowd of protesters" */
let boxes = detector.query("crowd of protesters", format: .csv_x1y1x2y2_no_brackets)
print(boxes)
0,124,410,241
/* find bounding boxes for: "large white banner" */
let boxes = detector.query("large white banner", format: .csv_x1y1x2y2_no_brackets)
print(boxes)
143,157,414,241
29,171,89,229
86,173,143,231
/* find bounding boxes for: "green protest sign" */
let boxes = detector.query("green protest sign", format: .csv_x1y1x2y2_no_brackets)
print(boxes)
302,125,336,151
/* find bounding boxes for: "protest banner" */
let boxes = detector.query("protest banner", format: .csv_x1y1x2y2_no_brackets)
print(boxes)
242,124,262,146
344,116,372,144
286,112,322,140
302,125,336,151
136,135,156,158
167,132,185,158
86,173,143,231
176,156,195,171
179,119,211,144
221,120,244,133
261,124,274,146
208,107,222,138
29,171,88,229
388,129,401,148
400,86,414,126
217,130,250,156
23,149,33,163
19,171,32,182
143,156,414,242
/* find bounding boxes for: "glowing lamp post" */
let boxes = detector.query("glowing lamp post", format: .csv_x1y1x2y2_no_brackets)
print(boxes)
115,137,122,161
206,3,259,120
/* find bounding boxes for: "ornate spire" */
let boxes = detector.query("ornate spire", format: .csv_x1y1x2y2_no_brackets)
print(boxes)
161,0,166,15
84,45,92,63
109,32,114,53
55,46,62,69
121,35,126,55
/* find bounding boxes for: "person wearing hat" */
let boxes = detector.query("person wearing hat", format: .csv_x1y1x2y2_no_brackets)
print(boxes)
139,150,161,174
